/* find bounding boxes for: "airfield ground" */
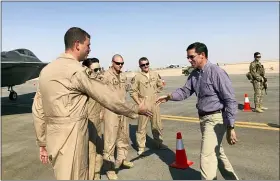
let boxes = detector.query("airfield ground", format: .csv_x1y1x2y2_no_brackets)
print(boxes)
1,73,279,180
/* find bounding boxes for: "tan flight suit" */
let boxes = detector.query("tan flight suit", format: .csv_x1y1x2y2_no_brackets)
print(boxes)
87,97,104,180
102,68,131,174
129,71,164,152
32,53,140,180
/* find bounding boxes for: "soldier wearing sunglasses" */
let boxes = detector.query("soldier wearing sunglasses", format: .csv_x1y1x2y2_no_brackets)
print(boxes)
82,57,104,180
102,54,134,180
129,57,168,156
82,58,102,73
248,52,268,113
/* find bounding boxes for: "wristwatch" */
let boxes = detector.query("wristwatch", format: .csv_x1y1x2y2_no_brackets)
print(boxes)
227,125,234,130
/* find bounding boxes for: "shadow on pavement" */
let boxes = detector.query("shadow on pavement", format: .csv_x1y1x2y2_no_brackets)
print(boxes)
1,92,35,116
128,124,201,180
267,123,280,128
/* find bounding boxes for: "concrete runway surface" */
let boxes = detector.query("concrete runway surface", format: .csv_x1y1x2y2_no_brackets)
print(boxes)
1,73,279,180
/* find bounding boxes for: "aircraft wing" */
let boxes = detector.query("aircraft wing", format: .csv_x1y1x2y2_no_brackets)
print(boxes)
1,62,48,87
1,49,48,87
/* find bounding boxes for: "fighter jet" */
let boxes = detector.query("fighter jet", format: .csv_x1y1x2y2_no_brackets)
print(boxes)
1,48,48,100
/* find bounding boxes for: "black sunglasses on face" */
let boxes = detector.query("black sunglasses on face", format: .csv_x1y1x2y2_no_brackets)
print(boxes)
187,55,197,59
93,68,101,72
140,63,149,67
113,61,124,66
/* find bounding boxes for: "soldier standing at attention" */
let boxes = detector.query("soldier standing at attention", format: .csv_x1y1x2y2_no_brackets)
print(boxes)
156,42,239,180
32,27,152,180
129,57,167,156
82,57,104,180
248,52,268,113
102,54,134,180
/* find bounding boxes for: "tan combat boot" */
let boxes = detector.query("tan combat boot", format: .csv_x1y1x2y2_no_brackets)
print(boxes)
260,104,268,110
93,173,101,180
106,171,118,180
115,160,134,169
122,160,134,168
137,147,145,155
255,104,264,113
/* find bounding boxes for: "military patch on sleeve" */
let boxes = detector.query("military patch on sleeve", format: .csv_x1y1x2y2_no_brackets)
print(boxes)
131,77,135,84
97,74,105,82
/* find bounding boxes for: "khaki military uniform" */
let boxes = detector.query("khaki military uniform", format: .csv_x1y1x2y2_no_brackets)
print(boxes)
87,97,104,180
32,53,139,180
102,68,131,177
129,71,165,153
249,60,267,112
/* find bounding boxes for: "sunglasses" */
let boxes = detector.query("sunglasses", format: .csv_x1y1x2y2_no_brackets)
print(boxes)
256,56,261,58
93,68,101,72
113,61,124,66
140,63,150,67
187,55,197,59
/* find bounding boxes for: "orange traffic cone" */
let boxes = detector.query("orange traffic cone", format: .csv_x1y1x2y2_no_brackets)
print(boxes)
170,132,194,169
243,93,252,112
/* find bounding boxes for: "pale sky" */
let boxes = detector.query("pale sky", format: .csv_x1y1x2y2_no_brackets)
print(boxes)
2,2,279,71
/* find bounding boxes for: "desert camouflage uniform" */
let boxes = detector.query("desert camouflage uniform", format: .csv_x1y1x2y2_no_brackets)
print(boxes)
249,60,268,112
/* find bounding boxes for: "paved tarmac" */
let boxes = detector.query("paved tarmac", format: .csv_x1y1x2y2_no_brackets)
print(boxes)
1,73,279,180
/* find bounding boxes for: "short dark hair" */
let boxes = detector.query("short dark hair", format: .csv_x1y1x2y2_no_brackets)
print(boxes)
186,42,208,58
64,27,91,50
82,58,99,68
112,54,123,61
254,52,261,57
139,57,149,64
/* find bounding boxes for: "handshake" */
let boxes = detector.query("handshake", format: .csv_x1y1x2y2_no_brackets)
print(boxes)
137,94,172,117
156,94,172,105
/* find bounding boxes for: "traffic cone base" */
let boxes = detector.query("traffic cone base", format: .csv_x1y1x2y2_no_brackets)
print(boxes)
169,132,194,169
170,160,194,169
243,93,252,112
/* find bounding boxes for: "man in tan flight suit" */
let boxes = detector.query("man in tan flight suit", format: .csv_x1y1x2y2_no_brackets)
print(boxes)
129,57,167,155
102,54,134,180
82,57,104,180
32,27,152,180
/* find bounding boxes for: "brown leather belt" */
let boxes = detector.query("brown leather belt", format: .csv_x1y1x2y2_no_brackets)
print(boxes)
198,110,222,117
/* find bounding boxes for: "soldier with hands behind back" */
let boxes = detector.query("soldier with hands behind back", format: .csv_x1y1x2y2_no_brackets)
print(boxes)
129,57,167,156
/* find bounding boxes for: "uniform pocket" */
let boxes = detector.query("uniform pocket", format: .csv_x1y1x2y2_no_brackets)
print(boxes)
120,78,126,89
140,80,149,88
112,78,119,85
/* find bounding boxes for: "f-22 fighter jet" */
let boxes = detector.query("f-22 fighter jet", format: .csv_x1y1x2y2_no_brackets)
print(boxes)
1,48,48,100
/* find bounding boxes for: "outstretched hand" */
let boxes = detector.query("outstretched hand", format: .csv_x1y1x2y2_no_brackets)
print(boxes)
138,96,153,117
156,95,169,106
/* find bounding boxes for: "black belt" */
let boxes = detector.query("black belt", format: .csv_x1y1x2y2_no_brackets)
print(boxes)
198,110,222,117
